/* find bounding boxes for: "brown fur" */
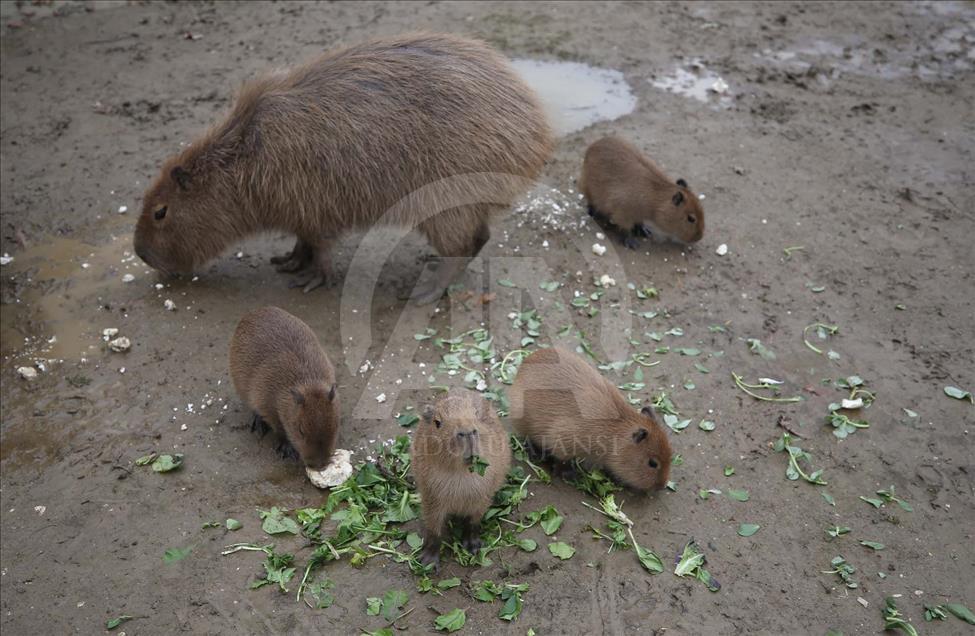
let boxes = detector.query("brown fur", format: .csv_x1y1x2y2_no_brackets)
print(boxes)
508,347,672,491
229,306,339,470
134,32,553,299
579,136,704,245
411,391,511,569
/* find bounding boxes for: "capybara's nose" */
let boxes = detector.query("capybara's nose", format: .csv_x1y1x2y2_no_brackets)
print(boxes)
134,243,151,266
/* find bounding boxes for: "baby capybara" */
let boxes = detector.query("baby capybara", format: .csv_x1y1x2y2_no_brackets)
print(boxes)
229,306,339,471
411,391,511,570
579,136,704,248
135,32,553,304
508,347,672,491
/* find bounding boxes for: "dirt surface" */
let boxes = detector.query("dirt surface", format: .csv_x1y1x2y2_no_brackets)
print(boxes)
2,1,974,634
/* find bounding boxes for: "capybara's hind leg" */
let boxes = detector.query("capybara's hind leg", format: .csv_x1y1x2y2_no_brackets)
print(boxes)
288,238,335,293
250,413,270,437
461,518,482,554
411,214,491,305
272,239,313,273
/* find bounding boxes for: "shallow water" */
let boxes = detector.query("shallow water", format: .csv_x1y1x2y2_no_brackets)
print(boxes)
511,59,637,136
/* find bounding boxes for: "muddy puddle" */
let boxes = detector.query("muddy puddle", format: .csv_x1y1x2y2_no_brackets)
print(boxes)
649,61,733,108
0,224,145,364
511,59,637,135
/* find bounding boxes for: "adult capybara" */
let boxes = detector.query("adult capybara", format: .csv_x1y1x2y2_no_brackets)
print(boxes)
579,136,704,248
229,306,339,471
135,32,553,304
411,391,511,569
508,346,672,491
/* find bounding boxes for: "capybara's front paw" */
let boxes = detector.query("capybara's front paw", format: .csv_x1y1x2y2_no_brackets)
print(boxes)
419,544,440,572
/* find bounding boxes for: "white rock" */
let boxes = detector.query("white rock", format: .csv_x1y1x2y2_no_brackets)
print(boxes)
118,205,128,214
841,398,864,410
599,274,617,287
596,232,606,240
108,336,131,352
710,77,729,94
154,283,164,290
34,505,46,515
0,253,13,266
857,597,869,608
306,449,354,489
542,240,549,248
592,243,607,256
716,243,728,256
235,251,244,259
102,328,119,340
164,299,176,311
122,274,135,283
376,393,386,403
17,367,38,380
358,360,372,375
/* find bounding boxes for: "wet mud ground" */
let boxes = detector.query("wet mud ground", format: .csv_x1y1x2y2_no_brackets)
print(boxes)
1,1,973,634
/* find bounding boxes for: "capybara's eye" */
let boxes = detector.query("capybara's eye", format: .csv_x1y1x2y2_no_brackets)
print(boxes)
434,419,442,429
687,214,696,224
648,458,659,469
154,206,168,221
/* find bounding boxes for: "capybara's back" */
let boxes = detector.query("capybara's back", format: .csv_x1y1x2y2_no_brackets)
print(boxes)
136,33,554,302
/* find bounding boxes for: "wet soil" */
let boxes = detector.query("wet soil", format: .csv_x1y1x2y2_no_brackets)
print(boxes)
1,2,973,634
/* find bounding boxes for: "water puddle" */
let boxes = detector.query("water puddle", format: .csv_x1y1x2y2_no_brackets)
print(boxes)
649,62,733,108
0,230,144,363
512,60,637,136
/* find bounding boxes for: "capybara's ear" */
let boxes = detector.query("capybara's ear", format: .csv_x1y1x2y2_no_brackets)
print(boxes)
676,178,688,188
640,405,657,420
632,428,649,443
291,388,305,406
327,384,337,402
171,166,192,191
672,191,684,206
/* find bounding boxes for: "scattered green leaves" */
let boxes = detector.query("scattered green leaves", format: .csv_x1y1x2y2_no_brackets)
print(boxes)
773,433,827,485
944,385,973,402
823,556,858,588
746,338,776,360
305,578,335,609
150,453,183,472
674,539,720,592
434,608,466,632
699,419,716,432
548,541,575,560
163,546,193,564
468,455,489,476
260,507,300,535
106,616,134,630
727,489,750,502
802,322,839,355
860,540,884,551
226,518,242,531
882,596,919,636
737,524,760,537
826,526,850,538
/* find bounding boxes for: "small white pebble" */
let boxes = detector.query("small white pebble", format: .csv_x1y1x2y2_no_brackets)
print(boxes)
716,243,728,256
17,367,38,380
122,274,135,283
592,243,607,256
376,393,386,403
108,336,131,353
34,505,46,515
81,263,90,269
102,328,119,340
119,367,126,374
180,424,188,431
118,205,128,214
235,251,244,259
0,253,13,266
542,240,549,248
164,299,176,311
155,283,164,290
596,232,606,240
599,274,616,287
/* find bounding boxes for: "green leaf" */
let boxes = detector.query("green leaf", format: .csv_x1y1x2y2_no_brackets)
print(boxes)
260,507,300,535
539,506,564,535
225,518,242,531
633,541,664,573
515,537,537,552
724,466,735,477
902,408,918,418
437,577,461,590
548,541,575,560
673,540,720,592
365,597,382,616
163,546,192,564
727,489,749,502
134,453,157,466
468,455,489,476
699,420,716,432
434,608,467,632
498,279,516,288
737,524,760,537
826,526,850,538
471,580,501,602
106,616,134,630
695,362,710,374
946,603,975,625
539,281,559,292
944,386,973,402
821,492,835,506
678,347,701,356
307,578,335,609
860,496,884,508
746,338,776,360
825,630,844,636
151,453,183,472
396,412,420,428
406,532,423,550
860,540,885,550
883,596,919,636
381,589,408,622
361,629,394,636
